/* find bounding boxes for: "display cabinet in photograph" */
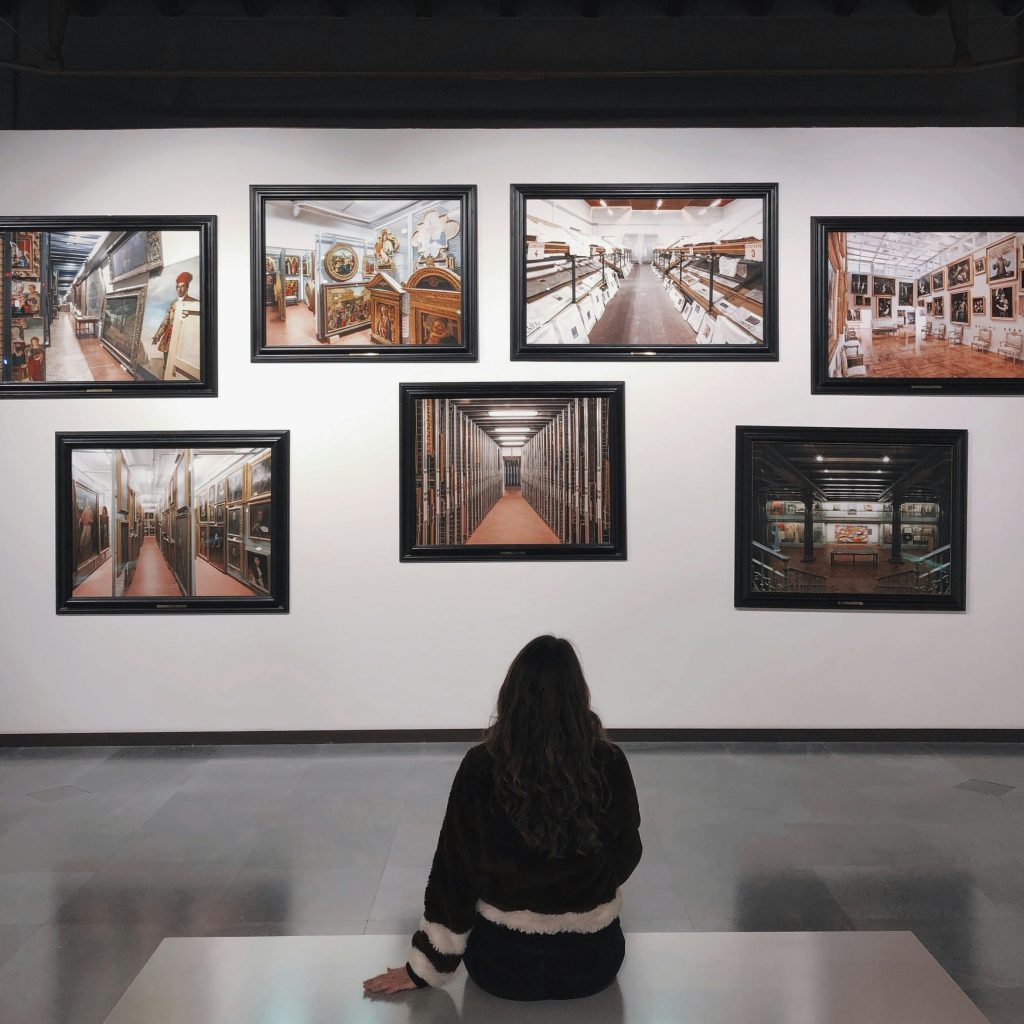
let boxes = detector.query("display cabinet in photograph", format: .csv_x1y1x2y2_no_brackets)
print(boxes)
57,431,289,614
511,183,778,361
400,382,626,562
1,216,216,398
812,217,1024,394
251,186,477,362
735,426,967,612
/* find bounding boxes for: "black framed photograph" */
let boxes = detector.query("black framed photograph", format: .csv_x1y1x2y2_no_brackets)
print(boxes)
57,430,289,613
250,185,477,362
812,217,1024,394
735,426,967,612
1,217,216,398
399,381,626,561
510,183,777,361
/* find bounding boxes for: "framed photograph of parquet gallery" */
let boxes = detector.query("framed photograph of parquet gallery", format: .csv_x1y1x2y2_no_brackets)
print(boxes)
812,216,1024,395
510,183,778,361
735,425,967,612
399,381,626,562
57,430,289,614
1,216,216,398
250,185,477,362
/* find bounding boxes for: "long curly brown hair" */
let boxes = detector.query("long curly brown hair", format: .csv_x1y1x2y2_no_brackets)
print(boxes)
483,635,611,859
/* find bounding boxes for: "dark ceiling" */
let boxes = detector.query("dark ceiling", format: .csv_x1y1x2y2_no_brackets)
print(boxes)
0,1,1021,129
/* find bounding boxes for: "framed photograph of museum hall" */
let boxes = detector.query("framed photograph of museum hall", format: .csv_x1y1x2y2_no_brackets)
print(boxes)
250,185,477,362
57,430,289,614
812,216,1024,394
400,381,626,562
1,216,216,398
510,183,778,361
734,425,967,612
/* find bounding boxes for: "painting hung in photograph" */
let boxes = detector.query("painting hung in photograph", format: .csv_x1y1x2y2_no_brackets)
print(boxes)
986,235,1017,283
400,382,626,561
849,273,868,295
510,183,778,360
872,275,895,296
897,281,914,307
251,185,476,361
813,218,1024,393
1,218,216,397
57,431,288,613
735,425,967,611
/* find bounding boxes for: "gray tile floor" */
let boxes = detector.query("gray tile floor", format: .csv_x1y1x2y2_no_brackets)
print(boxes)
0,741,1022,1024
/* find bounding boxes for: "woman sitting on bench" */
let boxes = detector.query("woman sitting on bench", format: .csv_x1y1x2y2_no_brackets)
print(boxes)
363,635,643,1002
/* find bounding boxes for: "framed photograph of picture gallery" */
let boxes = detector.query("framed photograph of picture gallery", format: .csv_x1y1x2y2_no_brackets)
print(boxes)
1,216,216,398
734,425,967,612
812,216,1024,394
250,185,477,362
399,381,626,562
510,183,778,361
56,430,289,614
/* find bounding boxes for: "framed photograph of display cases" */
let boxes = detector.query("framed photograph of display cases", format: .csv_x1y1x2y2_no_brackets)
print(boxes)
510,183,778,361
399,381,626,562
735,425,967,612
0,216,216,398
812,216,1024,394
250,185,477,362
57,430,289,614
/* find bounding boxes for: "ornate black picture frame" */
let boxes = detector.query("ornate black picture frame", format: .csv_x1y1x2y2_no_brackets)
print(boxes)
1,216,216,398
251,185,477,363
812,216,1024,395
400,381,626,562
57,430,289,614
735,425,967,612
510,183,778,361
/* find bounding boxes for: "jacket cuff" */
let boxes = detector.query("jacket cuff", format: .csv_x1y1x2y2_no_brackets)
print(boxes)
405,961,429,989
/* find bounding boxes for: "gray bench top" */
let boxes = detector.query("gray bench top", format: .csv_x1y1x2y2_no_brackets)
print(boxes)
101,931,989,1024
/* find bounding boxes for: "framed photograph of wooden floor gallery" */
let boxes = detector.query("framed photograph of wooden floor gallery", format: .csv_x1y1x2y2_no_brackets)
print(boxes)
812,217,1024,394
510,183,778,361
734,426,967,612
250,185,477,362
56,431,289,614
1,216,216,398
399,382,626,562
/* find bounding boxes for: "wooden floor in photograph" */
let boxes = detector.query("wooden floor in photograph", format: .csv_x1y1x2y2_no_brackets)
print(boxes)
785,543,927,594
265,305,376,347
100,932,989,1024
863,331,1024,378
72,555,113,597
46,312,131,382
194,555,255,597
467,488,560,545
125,537,184,598
588,266,698,346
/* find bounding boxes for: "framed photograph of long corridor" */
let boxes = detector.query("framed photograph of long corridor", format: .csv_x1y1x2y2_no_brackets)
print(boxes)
1,217,216,397
399,382,626,561
510,183,778,361
812,217,1024,394
250,185,477,362
56,431,289,613
735,426,967,612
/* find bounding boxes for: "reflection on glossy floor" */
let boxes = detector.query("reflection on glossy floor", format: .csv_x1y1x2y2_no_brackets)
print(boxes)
1,741,1022,1023
102,931,988,1024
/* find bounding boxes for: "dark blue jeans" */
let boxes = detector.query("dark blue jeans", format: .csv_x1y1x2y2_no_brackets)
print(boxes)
463,913,625,1001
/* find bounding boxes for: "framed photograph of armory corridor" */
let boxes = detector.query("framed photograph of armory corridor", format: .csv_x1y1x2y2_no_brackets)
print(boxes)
399,382,626,561
1,217,216,398
734,426,967,612
812,217,1024,394
510,183,778,361
56,431,289,614
250,185,477,362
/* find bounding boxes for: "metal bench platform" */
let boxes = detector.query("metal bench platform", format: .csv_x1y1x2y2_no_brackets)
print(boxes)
101,931,989,1024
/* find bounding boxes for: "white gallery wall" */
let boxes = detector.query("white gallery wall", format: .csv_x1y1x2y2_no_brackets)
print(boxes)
1,127,1023,734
